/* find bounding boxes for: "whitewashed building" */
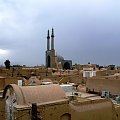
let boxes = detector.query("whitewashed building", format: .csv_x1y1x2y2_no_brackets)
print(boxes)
83,68,96,77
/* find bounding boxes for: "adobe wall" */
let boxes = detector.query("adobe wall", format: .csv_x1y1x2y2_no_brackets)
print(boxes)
5,77,21,87
2,96,120,120
12,100,69,120
69,76,83,84
71,108,113,120
96,70,120,76
58,75,83,84
116,106,120,120
69,100,115,120
0,98,5,120
86,77,120,95
37,101,69,120
0,78,5,90
14,109,31,120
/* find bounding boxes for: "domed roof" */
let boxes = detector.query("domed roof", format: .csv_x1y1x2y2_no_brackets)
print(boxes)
3,84,66,105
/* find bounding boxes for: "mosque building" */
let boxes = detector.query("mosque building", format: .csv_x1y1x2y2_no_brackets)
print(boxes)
45,28,72,69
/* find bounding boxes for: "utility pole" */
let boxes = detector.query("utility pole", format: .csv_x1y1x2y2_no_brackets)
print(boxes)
31,103,38,120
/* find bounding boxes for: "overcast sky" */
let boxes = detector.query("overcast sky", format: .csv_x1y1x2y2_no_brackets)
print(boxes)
0,0,120,66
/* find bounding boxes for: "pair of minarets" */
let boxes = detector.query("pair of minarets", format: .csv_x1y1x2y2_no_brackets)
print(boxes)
47,28,54,51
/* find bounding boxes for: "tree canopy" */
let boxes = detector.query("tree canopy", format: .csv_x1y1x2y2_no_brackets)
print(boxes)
4,59,11,69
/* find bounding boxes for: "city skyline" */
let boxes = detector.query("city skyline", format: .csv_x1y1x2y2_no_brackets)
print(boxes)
0,0,120,66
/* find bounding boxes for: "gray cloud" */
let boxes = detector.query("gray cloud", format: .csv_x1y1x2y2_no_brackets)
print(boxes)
0,0,120,66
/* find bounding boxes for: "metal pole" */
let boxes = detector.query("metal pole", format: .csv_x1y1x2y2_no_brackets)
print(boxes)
31,103,37,120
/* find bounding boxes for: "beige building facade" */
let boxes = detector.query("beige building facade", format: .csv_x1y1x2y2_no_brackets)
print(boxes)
2,84,120,120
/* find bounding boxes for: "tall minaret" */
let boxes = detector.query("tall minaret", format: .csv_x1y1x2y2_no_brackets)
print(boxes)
47,30,50,50
51,28,54,50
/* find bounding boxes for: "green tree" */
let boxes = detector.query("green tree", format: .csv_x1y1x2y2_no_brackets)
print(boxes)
4,60,11,69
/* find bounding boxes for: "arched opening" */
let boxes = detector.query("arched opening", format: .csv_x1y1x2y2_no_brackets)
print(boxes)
60,113,71,120
47,55,50,67
63,62,70,70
